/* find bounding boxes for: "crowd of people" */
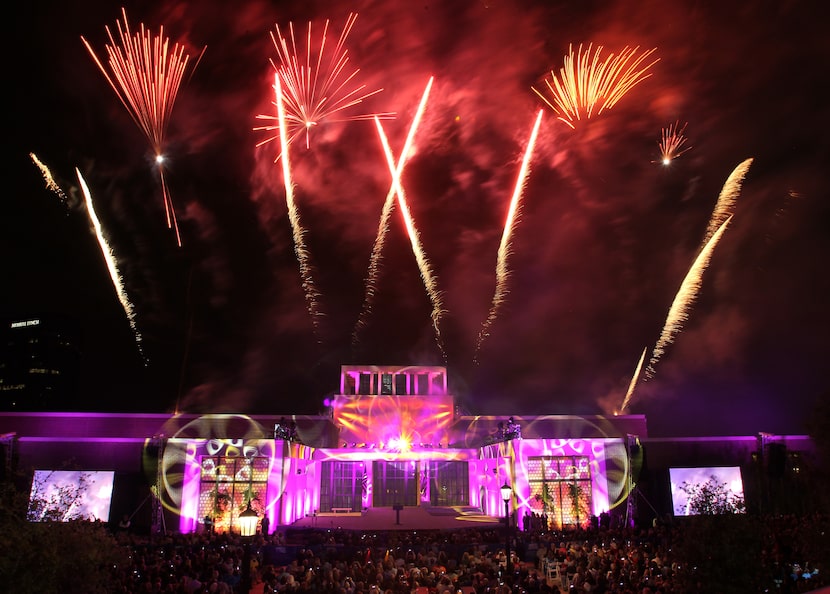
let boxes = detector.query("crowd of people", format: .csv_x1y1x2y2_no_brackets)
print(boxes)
102,511,826,594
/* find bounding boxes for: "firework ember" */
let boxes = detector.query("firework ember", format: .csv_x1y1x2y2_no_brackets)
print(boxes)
30,153,69,204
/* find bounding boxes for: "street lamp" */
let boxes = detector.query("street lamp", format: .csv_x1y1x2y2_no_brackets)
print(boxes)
238,502,258,593
238,502,258,537
500,482,513,584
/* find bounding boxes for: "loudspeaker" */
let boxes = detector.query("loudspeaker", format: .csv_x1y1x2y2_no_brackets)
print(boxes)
143,444,160,484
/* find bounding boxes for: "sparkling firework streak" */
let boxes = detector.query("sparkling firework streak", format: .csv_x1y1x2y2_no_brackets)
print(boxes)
617,347,647,414
255,12,393,154
657,121,691,165
274,74,323,336
30,153,69,204
76,168,146,363
474,109,544,362
645,216,733,379
701,158,753,245
532,43,659,129
81,8,199,246
375,115,446,359
352,77,434,348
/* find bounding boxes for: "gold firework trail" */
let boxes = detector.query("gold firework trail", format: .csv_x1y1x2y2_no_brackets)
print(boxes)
82,8,200,246
76,168,146,363
646,216,733,379
375,115,446,359
701,158,753,245
352,77,434,348
532,43,659,129
274,74,323,337
30,153,69,204
474,109,544,362
618,346,647,414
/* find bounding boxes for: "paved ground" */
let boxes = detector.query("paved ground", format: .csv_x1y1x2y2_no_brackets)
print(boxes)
289,505,505,531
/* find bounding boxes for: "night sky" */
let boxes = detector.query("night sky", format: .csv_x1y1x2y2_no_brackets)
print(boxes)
7,0,829,437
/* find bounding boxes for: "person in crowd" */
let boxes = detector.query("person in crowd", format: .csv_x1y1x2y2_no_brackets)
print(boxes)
97,511,825,593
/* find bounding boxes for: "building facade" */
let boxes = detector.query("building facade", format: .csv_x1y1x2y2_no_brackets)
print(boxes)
0,364,815,534
0,316,81,411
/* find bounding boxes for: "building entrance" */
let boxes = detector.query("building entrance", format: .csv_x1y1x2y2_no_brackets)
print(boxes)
372,460,419,507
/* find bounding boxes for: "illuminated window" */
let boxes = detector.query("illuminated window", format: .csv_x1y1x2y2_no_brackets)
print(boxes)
427,461,469,506
395,373,407,395
344,373,356,395
526,456,592,529
198,456,268,534
319,461,363,512
381,374,393,395
359,373,371,395
373,461,418,507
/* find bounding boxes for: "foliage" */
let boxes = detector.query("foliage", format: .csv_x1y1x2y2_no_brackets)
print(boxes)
211,487,232,516
239,483,262,512
0,471,130,594
678,475,745,515
26,469,93,521
567,482,590,526
534,481,554,514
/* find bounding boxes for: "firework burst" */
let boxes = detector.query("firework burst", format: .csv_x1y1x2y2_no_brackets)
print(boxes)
656,121,691,165
532,43,659,129
81,8,199,247
352,77,434,349
255,13,393,155
474,109,544,362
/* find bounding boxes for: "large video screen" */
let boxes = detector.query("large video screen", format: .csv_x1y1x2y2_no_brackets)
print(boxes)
28,470,115,522
669,466,745,516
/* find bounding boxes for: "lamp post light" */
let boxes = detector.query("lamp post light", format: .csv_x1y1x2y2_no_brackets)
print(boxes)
238,502,258,593
500,482,513,586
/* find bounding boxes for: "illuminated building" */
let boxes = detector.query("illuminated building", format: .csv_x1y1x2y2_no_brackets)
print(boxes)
0,364,817,533
0,316,81,411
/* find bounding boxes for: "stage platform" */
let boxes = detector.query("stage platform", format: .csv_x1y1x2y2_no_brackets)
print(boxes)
288,505,505,531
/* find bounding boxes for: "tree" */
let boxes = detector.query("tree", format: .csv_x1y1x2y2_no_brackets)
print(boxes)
678,475,745,515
